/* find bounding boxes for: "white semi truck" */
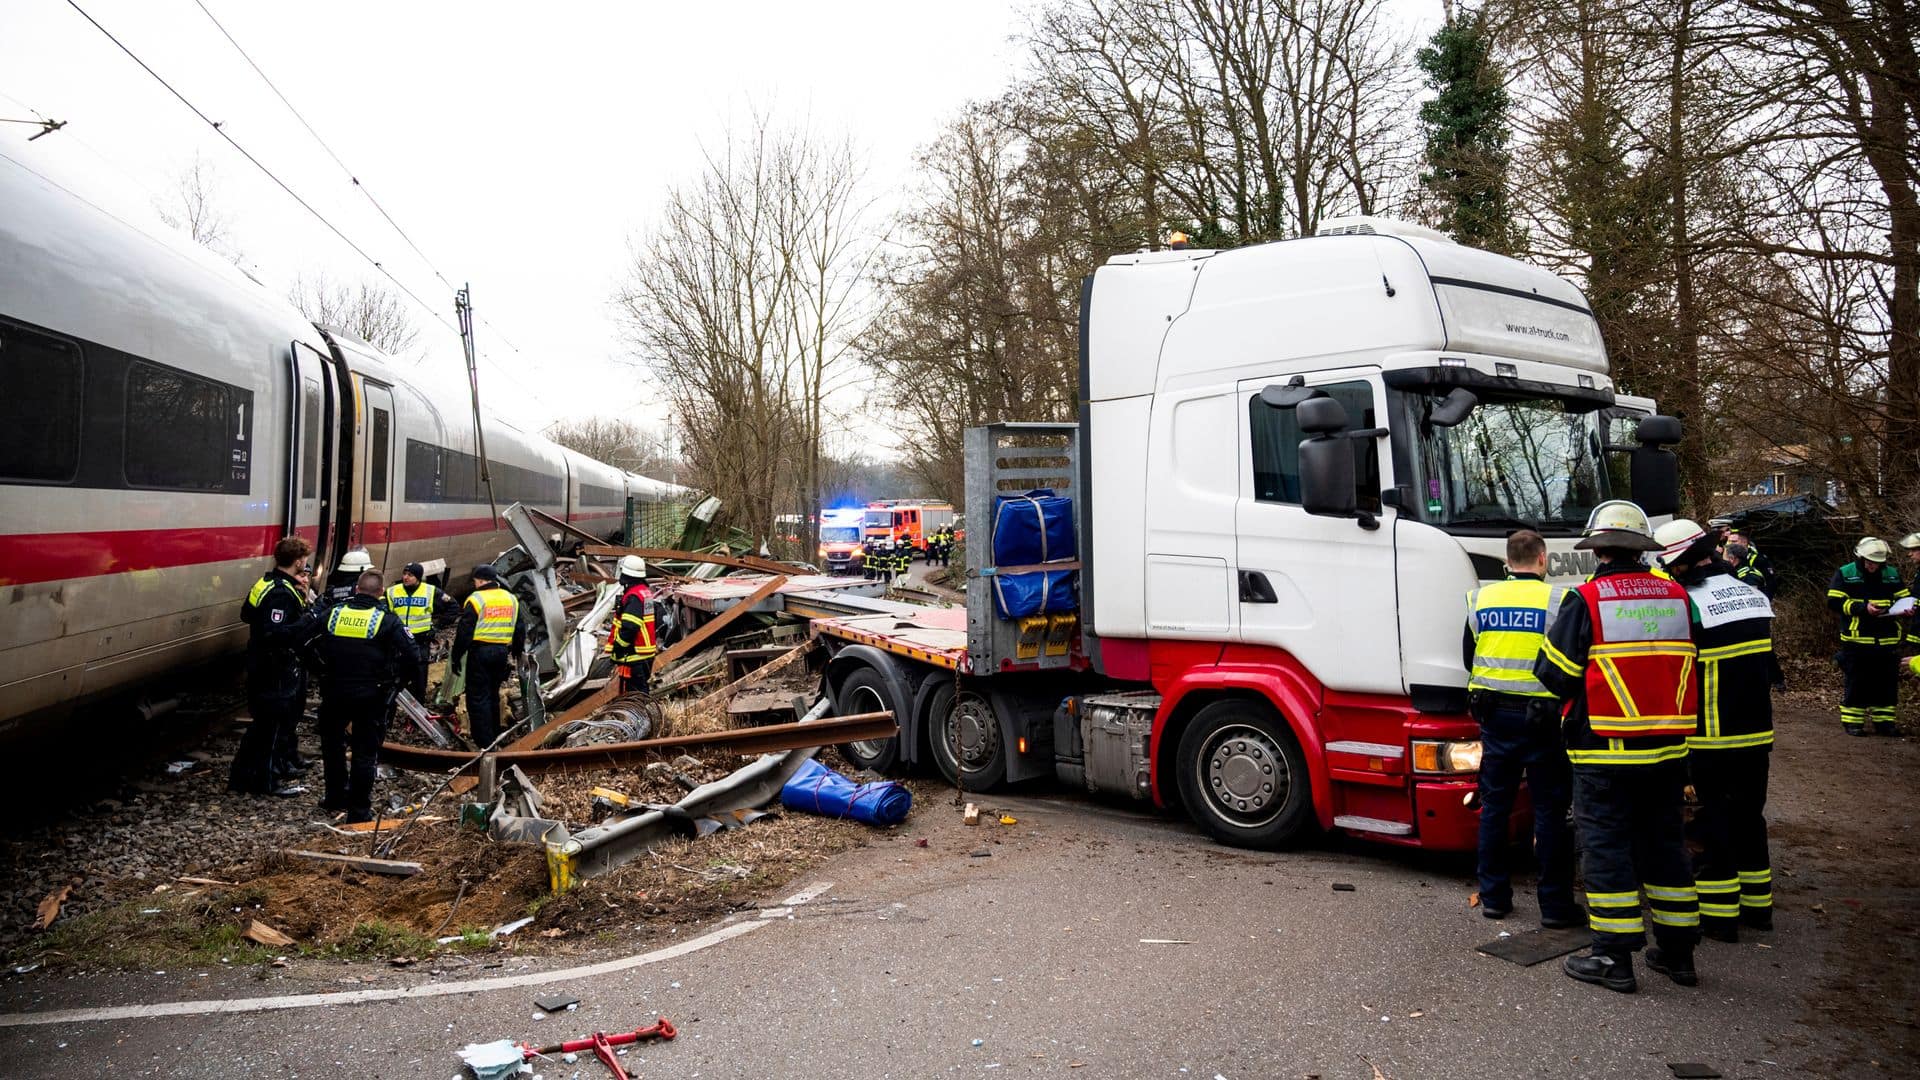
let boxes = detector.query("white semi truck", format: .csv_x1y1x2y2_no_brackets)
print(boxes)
814,217,1682,851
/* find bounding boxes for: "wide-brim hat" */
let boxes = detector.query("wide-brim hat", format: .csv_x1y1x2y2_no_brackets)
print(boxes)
1575,529,1666,552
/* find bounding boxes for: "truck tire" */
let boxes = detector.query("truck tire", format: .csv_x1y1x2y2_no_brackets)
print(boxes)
928,686,1008,791
1174,700,1314,850
833,667,902,773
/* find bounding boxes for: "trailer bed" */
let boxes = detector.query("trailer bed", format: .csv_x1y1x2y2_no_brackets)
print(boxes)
811,607,969,671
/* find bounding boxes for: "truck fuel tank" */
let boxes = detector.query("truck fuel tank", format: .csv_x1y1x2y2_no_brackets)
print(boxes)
1055,692,1159,800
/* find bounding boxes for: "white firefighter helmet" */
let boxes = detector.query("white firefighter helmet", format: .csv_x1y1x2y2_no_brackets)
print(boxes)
1898,532,1920,551
1856,537,1892,563
335,549,374,573
618,554,647,579
1653,518,1709,568
1574,500,1664,552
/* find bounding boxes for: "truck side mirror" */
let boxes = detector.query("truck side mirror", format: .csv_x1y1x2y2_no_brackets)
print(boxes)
1631,414,1683,517
1428,387,1479,428
1297,397,1356,518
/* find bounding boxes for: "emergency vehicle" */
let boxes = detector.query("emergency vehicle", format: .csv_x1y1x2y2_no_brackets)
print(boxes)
818,508,868,575
862,500,957,555
815,217,1682,852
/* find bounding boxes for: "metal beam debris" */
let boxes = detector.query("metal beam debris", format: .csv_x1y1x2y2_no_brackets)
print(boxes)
379,710,896,774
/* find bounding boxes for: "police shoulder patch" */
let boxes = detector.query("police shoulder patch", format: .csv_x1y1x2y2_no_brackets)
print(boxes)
270,609,285,623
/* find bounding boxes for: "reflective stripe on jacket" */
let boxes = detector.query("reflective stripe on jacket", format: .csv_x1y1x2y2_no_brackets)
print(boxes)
1827,560,1909,646
1679,566,1776,750
385,582,438,635
1466,577,1567,698
466,587,519,645
609,582,658,663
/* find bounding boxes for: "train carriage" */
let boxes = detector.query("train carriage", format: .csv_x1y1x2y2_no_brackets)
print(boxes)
0,148,681,735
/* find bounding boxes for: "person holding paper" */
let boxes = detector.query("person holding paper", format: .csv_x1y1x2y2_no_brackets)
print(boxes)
1827,538,1910,735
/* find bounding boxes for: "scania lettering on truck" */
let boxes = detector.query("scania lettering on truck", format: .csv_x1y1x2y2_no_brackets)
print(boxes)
812,217,1682,851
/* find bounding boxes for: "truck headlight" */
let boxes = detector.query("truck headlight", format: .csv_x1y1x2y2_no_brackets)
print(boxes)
1411,738,1482,775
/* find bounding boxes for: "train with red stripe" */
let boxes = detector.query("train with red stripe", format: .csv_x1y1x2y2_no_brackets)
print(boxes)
0,149,683,736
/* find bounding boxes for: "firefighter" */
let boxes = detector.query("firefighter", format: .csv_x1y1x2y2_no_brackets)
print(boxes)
862,538,878,580
1656,519,1781,941
1903,533,1920,655
1723,527,1777,598
1828,537,1910,735
323,549,374,610
229,536,315,798
450,564,525,749
1462,529,1578,928
606,555,658,694
384,562,452,704
1536,500,1702,994
302,570,418,822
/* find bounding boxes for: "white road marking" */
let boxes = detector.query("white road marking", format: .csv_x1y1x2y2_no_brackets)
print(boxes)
0,880,836,1028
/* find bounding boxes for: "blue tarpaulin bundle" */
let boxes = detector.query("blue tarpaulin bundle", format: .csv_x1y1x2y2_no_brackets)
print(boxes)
780,757,912,826
992,489,1076,566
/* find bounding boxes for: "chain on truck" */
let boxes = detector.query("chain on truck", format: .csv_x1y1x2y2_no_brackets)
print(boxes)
812,217,1684,852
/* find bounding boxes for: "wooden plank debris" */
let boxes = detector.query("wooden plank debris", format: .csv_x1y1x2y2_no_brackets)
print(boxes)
281,850,425,877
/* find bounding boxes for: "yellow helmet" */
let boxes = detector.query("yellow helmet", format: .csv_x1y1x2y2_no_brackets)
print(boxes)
1575,499,1663,552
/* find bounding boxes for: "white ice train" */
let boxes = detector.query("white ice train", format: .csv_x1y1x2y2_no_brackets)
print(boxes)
0,149,682,736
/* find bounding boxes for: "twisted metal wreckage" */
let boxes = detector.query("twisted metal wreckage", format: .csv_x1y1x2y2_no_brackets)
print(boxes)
373,501,902,891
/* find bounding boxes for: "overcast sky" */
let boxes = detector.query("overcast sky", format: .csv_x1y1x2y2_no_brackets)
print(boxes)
3,0,1440,457
0,0,1033,446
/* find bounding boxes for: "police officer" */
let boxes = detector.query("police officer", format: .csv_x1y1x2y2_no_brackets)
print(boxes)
451,564,524,748
229,536,315,797
1828,537,1910,735
1656,519,1780,941
606,555,658,693
303,570,418,822
384,562,453,703
1462,529,1578,928
1723,527,1777,598
1537,500,1702,994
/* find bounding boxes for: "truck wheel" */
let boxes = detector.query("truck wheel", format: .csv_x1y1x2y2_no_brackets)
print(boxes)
929,687,1007,791
1175,700,1313,850
833,668,901,773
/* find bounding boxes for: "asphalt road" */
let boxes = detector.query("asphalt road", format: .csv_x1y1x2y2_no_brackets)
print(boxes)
1,701,1913,1079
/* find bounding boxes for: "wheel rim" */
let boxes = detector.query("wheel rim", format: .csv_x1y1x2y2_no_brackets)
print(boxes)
1195,723,1290,827
936,691,999,778
845,684,891,761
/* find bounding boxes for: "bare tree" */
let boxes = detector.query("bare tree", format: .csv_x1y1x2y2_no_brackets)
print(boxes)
287,272,421,357
615,114,876,553
155,153,240,260
546,417,679,478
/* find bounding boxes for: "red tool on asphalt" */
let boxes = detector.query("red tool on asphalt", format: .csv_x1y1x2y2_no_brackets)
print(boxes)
521,1018,677,1080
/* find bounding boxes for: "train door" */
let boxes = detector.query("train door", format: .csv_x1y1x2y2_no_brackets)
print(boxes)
287,341,338,570
358,380,397,568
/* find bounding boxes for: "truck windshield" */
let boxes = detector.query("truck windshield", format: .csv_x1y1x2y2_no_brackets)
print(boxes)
864,510,891,528
1411,393,1609,533
821,525,861,544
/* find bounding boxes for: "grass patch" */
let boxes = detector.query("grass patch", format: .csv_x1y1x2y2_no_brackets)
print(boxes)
18,896,279,971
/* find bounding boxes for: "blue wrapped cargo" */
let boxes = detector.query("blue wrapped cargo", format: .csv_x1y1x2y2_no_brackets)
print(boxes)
780,757,913,826
992,489,1076,567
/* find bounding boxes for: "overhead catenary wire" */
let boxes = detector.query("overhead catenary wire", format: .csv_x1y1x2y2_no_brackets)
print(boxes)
187,0,532,358
62,0,559,416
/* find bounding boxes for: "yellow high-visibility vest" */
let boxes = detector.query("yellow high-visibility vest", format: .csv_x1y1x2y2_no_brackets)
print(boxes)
385,582,438,635
1466,577,1567,699
327,604,386,639
466,587,518,645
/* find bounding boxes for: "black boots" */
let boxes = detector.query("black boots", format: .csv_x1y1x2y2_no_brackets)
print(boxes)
1703,921,1739,943
1741,906,1774,931
1645,947,1699,986
1563,949,1637,993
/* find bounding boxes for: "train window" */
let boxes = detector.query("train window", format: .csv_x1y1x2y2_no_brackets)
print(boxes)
300,380,320,499
0,321,84,483
125,360,252,492
369,407,390,501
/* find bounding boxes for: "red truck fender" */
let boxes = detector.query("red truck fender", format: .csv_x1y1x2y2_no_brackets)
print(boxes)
1143,642,1335,832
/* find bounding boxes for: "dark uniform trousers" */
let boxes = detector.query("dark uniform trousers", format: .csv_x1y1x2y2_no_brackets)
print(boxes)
619,659,653,696
1473,694,1575,918
270,673,308,781
406,632,434,703
234,689,302,791
1840,645,1900,730
1689,748,1772,930
464,644,513,747
1573,760,1702,953
318,687,388,814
